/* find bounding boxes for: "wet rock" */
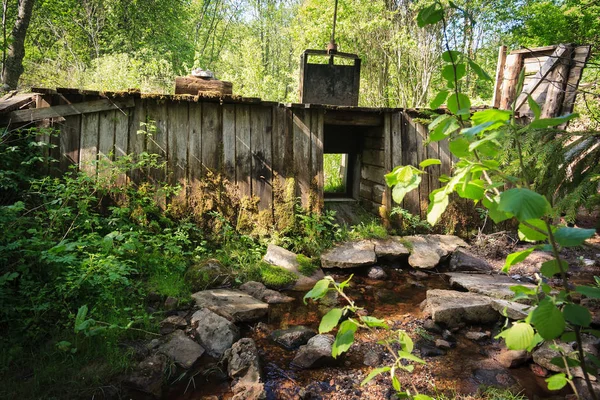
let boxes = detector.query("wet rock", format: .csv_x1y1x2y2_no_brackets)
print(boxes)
465,331,490,341
490,299,532,320
423,319,443,334
191,308,240,358
371,237,410,258
473,368,516,388
410,270,429,279
435,339,452,350
442,329,457,342
191,289,268,322
424,289,498,328
292,334,335,369
320,240,376,269
374,288,402,304
123,353,167,398
185,258,233,291
497,349,530,368
263,244,325,291
164,296,178,311
446,272,536,301
239,281,294,304
367,266,388,280
363,348,383,366
224,338,262,384
269,326,316,350
449,248,493,272
232,381,266,400
574,377,600,400
405,235,468,269
419,344,445,357
159,315,187,335
158,330,204,369
146,339,161,350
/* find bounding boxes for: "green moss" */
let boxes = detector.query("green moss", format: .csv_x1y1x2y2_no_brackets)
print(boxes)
258,262,297,288
148,272,190,298
296,254,318,276
399,238,414,251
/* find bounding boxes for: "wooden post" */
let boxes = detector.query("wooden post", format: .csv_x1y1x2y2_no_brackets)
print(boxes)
492,46,507,108
499,53,524,110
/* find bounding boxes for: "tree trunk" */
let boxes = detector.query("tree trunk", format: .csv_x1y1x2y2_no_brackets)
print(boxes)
2,0,35,89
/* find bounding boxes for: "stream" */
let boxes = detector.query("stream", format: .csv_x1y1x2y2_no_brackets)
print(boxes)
168,266,571,400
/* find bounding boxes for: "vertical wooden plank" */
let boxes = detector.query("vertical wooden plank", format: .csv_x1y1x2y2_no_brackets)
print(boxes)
499,53,524,110
272,106,286,186
145,100,168,183
97,110,116,177
492,45,508,108
293,108,311,209
311,108,324,212
223,104,236,182
188,102,203,196
235,104,252,198
167,101,189,208
415,120,429,218
251,105,273,211
112,108,129,186
541,45,573,118
59,115,81,172
383,113,392,213
79,112,99,175
127,98,146,183
439,137,452,179
201,102,223,173
401,113,419,215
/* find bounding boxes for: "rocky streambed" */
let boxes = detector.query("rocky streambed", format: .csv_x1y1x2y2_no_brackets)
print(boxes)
122,235,600,400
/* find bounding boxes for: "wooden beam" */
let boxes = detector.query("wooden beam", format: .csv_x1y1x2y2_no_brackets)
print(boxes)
510,45,557,55
492,46,507,108
324,110,383,126
1,98,135,124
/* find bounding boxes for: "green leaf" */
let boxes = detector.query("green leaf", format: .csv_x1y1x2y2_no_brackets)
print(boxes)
332,320,358,358
527,95,541,120
551,356,580,369
554,227,596,247
392,375,401,391
503,248,535,273
531,298,565,340
529,113,578,129
427,188,449,226
392,174,421,205
397,350,426,364
545,373,568,391
385,165,421,187
319,308,343,333
361,316,389,329
416,3,444,27
526,333,544,352
456,179,485,200
430,90,449,109
471,109,512,125
576,286,600,299
414,396,434,400
497,188,550,222
447,93,471,116
303,279,330,304
540,259,568,278
442,50,462,63
442,64,467,82
398,330,414,353
461,121,499,138
430,115,460,142
563,303,591,327
468,59,492,81
75,305,88,333
419,158,441,168
518,219,548,242
449,137,471,158
483,196,512,223
361,367,390,386
496,322,535,350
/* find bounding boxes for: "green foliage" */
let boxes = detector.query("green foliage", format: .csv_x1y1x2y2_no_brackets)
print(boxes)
296,254,319,277
324,153,346,193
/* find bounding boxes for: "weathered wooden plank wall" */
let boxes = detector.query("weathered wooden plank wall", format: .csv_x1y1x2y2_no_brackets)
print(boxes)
43,96,449,218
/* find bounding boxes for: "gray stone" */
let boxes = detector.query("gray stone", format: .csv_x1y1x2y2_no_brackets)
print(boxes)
419,344,445,357
424,289,499,328
473,368,516,388
232,381,266,400
239,281,294,304
320,240,376,269
491,299,533,320
164,296,178,311
446,272,536,301
574,378,600,400
224,338,262,384
158,330,205,369
124,353,167,398
159,315,187,335
291,334,335,369
363,348,382,366
185,259,233,291
191,289,268,322
371,237,410,258
532,341,587,379
405,235,468,269
435,339,452,350
465,331,490,341
497,349,530,368
449,248,493,272
367,266,388,280
263,244,325,291
423,319,443,334
191,308,240,358
269,326,316,350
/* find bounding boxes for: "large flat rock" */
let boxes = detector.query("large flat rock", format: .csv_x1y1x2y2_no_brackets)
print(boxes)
158,330,205,369
406,235,468,269
191,289,268,322
320,240,376,269
490,299,533,320
371,237,410,258
445,273,535,301
424,289,499,327
263,244,325,291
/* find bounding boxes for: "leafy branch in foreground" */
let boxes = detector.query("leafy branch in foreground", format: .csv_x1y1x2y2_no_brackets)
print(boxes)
304,276,431,399
385,2,600,399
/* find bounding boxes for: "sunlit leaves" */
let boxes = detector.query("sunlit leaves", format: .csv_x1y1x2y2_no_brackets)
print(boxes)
529,113,578,129
419,158,441,168
468,59,492,81
442,63,466,82
545,373,568,391
386,165,423,204
429,114,460,141
430,90,449,109
449,137,471,158
496,322,535,350
319,308,343,333
442,50,462,62
576,286,600,299
416,2,444,27
427,188,449,225
527,95,541,120
503,247,534,272
447,93,471,116
498,188,550,221
540,259,568,278
518,219,548,242
303,279,330,304
332,319,358,358
531,298,565,340
361,366,390,386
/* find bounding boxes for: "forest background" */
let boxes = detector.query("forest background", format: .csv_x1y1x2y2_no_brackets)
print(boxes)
1,0,599,128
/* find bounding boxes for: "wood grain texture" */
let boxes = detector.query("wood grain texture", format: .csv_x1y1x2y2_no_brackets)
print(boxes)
401,113,419,214
80,112,99,175
272,106,293,186
188,102,203,189
145,100,168,186
311,109,324,212
251,105,273,211
499,54,523,110
127,98,146,182
293,109,311,208
201,102,223,173
97,110,116,178
58,115,81,172
492,46,507,108
167,101,189,207
222,104,236,181
415,119,429,218
235,105,252,197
